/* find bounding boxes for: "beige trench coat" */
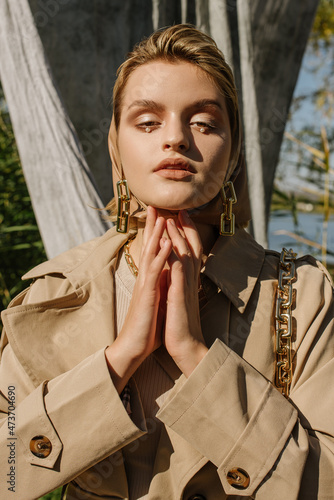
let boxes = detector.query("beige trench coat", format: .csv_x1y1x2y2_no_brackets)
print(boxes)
0,227,333,500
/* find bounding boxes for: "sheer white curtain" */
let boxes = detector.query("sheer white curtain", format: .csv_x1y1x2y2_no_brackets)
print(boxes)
0,0,112,258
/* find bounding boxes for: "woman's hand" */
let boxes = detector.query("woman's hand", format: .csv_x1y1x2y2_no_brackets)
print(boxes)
164,210,208,376
105,206,172,392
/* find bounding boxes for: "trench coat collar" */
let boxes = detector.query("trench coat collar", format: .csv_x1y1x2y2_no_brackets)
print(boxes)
202,228,265,313
22,226,135,287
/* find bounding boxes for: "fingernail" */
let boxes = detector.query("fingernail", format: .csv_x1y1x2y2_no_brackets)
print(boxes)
168,218,176,226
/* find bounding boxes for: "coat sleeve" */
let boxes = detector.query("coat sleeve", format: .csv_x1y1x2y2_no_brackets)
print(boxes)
0,333,146,499
157,262,334,499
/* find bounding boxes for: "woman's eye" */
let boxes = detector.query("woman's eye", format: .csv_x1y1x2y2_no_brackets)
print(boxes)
191,121,216,132
136,121,160,132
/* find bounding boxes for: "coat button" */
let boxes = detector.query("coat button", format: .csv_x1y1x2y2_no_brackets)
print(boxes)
30,435,52,458
226,467,250,489
187,495,206,500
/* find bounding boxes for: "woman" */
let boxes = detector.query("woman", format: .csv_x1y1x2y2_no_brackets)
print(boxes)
0,24,333,500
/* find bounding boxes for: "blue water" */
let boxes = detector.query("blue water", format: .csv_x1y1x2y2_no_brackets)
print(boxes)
268,211,334,263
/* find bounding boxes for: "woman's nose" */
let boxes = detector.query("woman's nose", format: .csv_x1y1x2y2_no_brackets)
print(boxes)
162,119,190,152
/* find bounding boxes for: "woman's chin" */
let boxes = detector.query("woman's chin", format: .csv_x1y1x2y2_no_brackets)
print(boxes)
151,205,191,215
151,200,212,213
145,198,200,212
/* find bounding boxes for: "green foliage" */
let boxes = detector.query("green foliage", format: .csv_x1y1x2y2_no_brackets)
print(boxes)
0,84,46,313
308,0,334,117
311,0,334,47
38,487,62,500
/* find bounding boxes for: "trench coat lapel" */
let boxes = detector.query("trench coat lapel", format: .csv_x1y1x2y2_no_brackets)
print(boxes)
203,228,265,313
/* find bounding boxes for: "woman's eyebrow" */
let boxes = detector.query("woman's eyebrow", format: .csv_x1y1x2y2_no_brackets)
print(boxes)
127,99,164,111
126,99,223,112
191,99,223,111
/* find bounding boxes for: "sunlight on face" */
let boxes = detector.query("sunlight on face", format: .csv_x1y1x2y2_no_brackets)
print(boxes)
117,60,232,211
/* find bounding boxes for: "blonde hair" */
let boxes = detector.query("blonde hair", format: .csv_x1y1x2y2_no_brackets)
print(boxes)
112,24,240,162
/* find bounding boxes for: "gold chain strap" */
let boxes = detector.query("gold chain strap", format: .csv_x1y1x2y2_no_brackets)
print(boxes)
275,248,297,398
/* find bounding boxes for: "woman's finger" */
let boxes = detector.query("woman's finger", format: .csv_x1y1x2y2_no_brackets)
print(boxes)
141,216,166,265
142,205,158,247
166,219,196,286
178,210,203,262
166,218,191,260
141,229,172,287
151,237,172,276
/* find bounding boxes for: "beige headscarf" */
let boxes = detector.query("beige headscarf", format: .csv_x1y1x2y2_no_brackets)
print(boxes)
108,116,251,229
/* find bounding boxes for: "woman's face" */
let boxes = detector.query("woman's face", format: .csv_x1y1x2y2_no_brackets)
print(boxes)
117,60,232,211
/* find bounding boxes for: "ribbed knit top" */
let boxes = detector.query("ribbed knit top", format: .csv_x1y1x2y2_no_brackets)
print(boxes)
114,250,174,499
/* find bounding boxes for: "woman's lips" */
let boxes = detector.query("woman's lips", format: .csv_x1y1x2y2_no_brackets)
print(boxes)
156,169,194,179
154,158,195,179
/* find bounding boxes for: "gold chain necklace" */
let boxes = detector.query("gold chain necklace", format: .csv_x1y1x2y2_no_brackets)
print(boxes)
124,239,139,277
275,247,297,398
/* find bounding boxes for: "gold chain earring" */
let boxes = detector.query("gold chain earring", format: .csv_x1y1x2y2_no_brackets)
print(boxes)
116,179,130,233
220,181,237,236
